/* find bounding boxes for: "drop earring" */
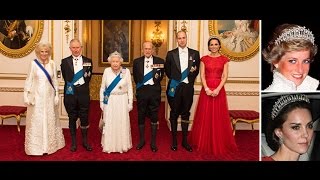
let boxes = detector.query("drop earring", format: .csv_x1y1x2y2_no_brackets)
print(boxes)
278,137,283,145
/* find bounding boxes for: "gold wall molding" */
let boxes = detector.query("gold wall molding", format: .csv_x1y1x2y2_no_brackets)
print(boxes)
64,20,71,42
0,87,23,92
226,91,259,96
0,73,27,80
0,76,26,80
0,87,64,94
194,89,258,96
51,20,54,60
226,80,259,84
195,79,259,85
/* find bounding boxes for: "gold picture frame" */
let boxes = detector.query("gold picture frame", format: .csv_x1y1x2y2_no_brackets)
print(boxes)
209,20,259,62
100,20,131,67
0,20,44,58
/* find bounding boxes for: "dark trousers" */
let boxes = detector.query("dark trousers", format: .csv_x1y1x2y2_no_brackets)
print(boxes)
167,83,194,123
136,85,161,125
64,85,90,128
167,83,194,147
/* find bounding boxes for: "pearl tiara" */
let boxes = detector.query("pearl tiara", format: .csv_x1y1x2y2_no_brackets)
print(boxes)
274,26,315,45
271,94,310,120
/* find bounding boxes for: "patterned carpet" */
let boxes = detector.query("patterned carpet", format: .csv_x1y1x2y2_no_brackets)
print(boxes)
0,101,259,161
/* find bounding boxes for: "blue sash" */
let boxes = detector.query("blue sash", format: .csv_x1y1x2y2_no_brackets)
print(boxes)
103,68,125,104
34,59,55,91
136,70,153,89
167,68,189,97
66,69,84,95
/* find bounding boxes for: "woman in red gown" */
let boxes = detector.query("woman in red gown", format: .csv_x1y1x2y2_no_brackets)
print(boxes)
190,36,237,156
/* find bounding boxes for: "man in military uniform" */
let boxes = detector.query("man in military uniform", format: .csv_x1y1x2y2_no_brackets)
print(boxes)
61,39,93,152
165,30,200,152
133,41,165,152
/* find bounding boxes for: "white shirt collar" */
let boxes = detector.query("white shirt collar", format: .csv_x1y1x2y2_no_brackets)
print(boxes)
179,47,188,54
145,56,153,61
72,55,82,60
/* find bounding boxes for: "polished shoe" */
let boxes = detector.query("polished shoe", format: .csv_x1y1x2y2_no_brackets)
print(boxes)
171,145,177,151
182,143,193,152
151,145,158,152
83,144,93,151
136,142,145,150
70,145,77,152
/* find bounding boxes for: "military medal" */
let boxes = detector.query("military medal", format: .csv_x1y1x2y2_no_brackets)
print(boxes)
190,66,196,72
87,71,91,77
121,68,126,74
66,85,74,95
155,73,159,79
84,72,88,77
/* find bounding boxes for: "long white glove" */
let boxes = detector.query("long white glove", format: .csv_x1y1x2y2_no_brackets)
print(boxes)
23,91,31,105
54,95,59,106
100,101,104,111
128,103,133,112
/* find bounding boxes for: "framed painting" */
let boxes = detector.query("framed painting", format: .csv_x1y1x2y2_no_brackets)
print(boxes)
209,20,260,62
100,20,131,66
0,20,44,58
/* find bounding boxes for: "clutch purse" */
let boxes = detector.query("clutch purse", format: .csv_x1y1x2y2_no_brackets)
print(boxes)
98,113,104,133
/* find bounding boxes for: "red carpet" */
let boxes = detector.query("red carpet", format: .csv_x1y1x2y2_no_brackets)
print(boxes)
0,101,259,161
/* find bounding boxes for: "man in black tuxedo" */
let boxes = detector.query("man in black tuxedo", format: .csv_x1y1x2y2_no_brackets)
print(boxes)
133,41,165,152
61,39,93,152
165,30,200,152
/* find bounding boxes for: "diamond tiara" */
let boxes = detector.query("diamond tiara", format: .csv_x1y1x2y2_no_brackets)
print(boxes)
210,35,220,39
271,94,310,120
274,26,315,45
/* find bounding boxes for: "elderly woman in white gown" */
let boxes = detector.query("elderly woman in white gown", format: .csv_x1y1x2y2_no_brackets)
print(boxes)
262,23,319,91
99,51,133,153
24,42,65,155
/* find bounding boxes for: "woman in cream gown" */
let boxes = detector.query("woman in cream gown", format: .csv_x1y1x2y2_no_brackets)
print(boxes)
24,42,65,155
100,51,133,153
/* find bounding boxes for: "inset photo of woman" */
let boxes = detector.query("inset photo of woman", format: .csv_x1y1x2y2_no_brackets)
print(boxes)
261,20,320,91
261,92,320,161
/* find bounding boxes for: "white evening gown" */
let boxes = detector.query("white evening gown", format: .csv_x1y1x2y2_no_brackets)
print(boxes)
24,60,65,155
100,67,133,153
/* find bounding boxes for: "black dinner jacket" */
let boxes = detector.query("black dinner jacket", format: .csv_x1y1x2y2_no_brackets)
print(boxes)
60,55,93,94
133,55,165,91
165,47,200,85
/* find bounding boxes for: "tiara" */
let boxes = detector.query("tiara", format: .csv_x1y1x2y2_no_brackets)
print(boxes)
275,26,315,45
271,94,310,120
210,35,220,40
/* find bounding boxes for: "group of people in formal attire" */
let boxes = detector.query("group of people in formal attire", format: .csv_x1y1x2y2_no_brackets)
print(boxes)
22,30,237,158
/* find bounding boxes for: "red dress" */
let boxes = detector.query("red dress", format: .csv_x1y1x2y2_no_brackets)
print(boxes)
261,156,274,161
190,55,237,156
